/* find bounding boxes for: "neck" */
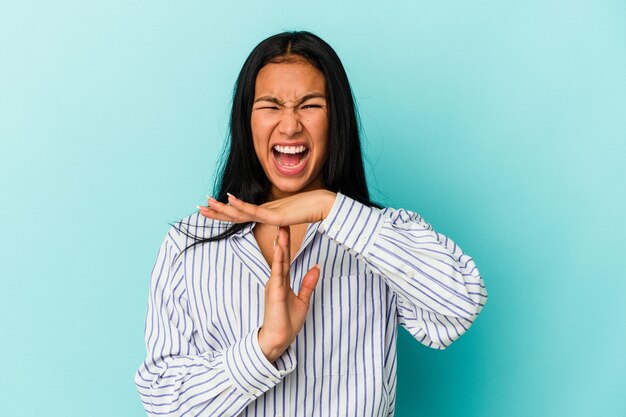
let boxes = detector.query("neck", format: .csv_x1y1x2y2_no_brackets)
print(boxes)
269,179,325,201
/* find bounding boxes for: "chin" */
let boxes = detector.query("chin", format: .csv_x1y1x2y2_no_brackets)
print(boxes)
274,180,307,193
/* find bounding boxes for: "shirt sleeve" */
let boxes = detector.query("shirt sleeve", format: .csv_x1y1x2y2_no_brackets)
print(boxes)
317,192,488,350
135,229,296,416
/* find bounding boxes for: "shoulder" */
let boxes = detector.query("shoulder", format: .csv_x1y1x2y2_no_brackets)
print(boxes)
326,192,434,234
378,205,434,231
330,192,434,230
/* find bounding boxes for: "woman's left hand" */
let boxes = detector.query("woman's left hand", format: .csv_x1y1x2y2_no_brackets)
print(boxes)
198,189,337,226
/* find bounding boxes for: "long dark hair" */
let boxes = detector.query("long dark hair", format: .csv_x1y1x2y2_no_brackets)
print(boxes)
173,30,379,253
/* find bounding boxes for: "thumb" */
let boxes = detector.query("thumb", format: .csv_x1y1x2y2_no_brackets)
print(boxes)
297,264,321,306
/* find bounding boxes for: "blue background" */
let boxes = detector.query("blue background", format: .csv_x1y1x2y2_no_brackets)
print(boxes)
1,1,625,416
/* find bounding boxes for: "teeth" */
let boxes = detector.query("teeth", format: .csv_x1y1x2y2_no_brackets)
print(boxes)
273,145,308,154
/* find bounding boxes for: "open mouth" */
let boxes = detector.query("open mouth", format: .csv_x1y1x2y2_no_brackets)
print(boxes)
272,144,310,175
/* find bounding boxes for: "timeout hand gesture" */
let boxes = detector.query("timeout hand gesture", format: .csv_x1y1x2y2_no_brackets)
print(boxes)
257,225,321,363
197,190,336,362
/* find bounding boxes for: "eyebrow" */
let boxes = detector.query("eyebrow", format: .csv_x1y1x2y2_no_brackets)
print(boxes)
253,93,326,106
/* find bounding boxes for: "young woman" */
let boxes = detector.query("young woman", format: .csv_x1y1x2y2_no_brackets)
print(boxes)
135,31,487,417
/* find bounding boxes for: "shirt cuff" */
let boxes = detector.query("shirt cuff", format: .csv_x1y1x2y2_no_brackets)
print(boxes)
318,192,386,256
223,327,296,398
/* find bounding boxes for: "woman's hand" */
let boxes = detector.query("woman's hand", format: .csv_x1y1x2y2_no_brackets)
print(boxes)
198,189,337,226
257,225,321,363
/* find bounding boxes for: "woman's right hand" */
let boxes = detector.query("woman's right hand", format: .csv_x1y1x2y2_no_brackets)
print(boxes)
257,225,321,363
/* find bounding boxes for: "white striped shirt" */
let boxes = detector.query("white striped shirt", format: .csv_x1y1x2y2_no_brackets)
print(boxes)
135,192,487,416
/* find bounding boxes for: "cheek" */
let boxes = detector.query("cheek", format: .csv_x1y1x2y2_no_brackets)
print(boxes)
307,114,329,143
250,133,266,161
314,121,330,154
251,112,278,129
250,119,271,152
252,140,270,169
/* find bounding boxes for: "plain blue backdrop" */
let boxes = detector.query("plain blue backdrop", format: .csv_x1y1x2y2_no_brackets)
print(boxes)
1,1,625,416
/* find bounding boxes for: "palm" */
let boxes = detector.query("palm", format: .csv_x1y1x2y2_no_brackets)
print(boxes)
257,226,320,362
263,286,307,341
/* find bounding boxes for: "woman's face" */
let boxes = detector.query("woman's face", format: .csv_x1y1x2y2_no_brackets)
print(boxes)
251,60,329,200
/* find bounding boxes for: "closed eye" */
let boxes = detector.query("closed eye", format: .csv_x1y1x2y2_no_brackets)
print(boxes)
301,104,322,109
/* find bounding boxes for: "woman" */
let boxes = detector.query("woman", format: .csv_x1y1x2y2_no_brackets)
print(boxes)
135,31,487,416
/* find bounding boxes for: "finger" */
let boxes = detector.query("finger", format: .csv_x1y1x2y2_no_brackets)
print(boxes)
277,226,291,286
269,241,284,289
297,264,321,306
227,194,263,220
197,206,236,222
207,197,252,223
284,225,291,264
229,194,286,225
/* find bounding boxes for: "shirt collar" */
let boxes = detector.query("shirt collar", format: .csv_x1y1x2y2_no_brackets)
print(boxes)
229,220,323,240
230,221,256,238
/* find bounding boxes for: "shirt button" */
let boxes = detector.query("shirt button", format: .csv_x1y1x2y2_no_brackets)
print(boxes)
332,224,340,232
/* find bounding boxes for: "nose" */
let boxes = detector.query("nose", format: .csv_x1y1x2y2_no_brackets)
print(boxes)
277,108,303,137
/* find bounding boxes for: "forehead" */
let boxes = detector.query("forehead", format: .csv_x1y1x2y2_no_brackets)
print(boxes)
254,62,326,99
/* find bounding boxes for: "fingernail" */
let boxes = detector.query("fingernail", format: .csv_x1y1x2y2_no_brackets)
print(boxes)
273,240,276,247
227,192,236,199
196,205,204,210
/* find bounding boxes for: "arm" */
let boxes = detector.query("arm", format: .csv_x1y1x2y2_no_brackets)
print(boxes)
135,229,296,416
317,193,488,349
